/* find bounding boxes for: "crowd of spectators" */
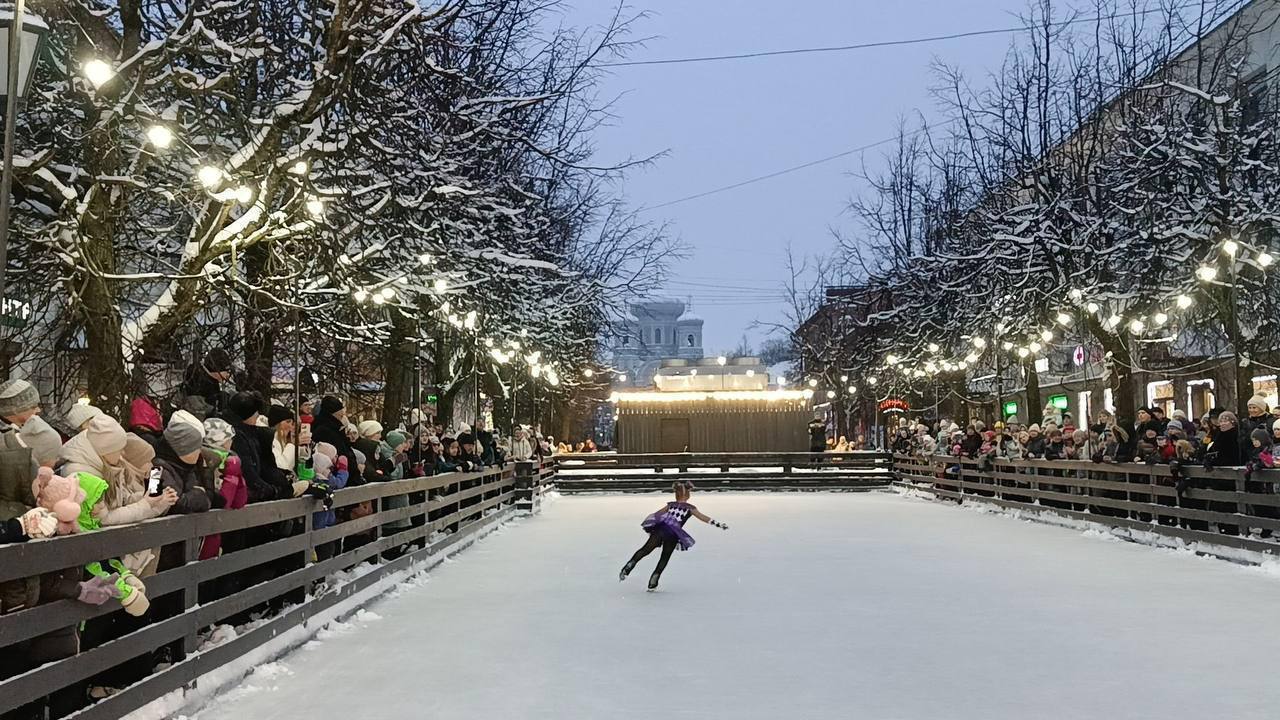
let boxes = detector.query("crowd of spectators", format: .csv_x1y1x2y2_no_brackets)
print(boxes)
0,348,552,719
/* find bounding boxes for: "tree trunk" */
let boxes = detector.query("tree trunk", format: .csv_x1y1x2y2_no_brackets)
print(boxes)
1086,318,1137,426
1024,359,1042,426
381,312,415,429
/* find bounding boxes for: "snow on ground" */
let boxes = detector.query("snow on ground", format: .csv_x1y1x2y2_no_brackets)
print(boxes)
191,492,1280,720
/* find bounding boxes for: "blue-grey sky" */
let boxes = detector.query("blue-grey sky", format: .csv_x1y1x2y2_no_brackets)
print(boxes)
567,0,1030,352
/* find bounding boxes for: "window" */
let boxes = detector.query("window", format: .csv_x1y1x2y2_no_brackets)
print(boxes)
1103,388,1115,414
686,333,695,347
1147,381,1175,418
1186,379,1215,419
653,327,662,344
1252,375,1277,410
1078,391,1092,423
1034,357,1049,373
1049,394,1069,411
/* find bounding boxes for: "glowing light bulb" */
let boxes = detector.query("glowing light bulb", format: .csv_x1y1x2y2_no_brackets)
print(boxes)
1153,312,1168,326
197,166,223,188
372,294,386,305
1086,302,1100,313
1259,252,1275,268
433,278,448,294
419,254,433,265
1176,294,1193,309
826,390,836,399
619,374,627,383
584,369,594,378
1196,266,1218,282
146,125,174,149
83,59,115,88
746,369,755,377
1106,314,1122,328
867,377,878,386
380,287,395,300
1029,342,1042,353
1056,312,1071,326
886,354,899,365
717,356,727,366
1223,240,1239,256
353,289,368,302
964,353,978,363
847,386,856,393
305,197,325,217
1016,347,1030,358
1068,288,1083,301
234,186,253,204
807,379,818,388
927,343,939,353
1129,319,1145,334
1001,341,1014,351
839,374,849,382
289,160,309,175
1040,329,1054,342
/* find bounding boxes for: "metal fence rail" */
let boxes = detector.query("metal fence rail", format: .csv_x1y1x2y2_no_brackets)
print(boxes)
893,454,1280,557
555,451,895,492
0,461,552,719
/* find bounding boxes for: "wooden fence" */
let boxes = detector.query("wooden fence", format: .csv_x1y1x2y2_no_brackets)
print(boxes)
0,461,554,720
554,451,894,491
893,454,1280,557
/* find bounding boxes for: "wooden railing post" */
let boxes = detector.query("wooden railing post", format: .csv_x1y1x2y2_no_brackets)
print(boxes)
514,461,537,514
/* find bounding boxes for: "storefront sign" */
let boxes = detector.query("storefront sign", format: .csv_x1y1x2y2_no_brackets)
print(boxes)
878,398,909,413
1072,346,1085,366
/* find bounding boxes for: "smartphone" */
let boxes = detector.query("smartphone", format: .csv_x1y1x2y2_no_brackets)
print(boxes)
147,467,163,496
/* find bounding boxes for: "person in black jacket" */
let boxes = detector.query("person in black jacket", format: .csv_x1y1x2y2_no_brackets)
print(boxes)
1134,407,1163,440
1204,411,1244,468
311,396,361,485
181,348,233,416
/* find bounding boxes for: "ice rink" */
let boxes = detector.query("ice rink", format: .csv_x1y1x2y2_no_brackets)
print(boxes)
193,492,1280,719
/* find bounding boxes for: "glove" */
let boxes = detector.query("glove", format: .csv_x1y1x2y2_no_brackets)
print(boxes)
20,507,57,539
710,519,729,530
78,574,122,605
120,574,150,616
291,480,311,498
336,456,349,472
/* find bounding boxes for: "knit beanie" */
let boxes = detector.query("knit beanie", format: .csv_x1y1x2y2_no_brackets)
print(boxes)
19,416,63,466
386,430,407,448
319,396,344,416
313,452,333,480
353,448,366,466
1248,394,1269,412
267,404,296,427
86,416,128,456
182,395,212,421
314,442,338,461
457,431,475,446
1251,428,1273,447
66,403,104,430
203,418,236,448
122,433,156,469
171,409,204,432
226,392,262,423
357,420,383,438
203,347,233,374
165,419,205,456
0,379,39,418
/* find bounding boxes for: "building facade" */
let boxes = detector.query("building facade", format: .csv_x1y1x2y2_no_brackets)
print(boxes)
610,298,704,387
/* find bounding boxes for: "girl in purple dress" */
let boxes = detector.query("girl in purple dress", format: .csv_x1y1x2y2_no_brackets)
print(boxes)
619,481,728,590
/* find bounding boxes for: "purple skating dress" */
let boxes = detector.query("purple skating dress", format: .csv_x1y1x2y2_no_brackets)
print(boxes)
641,502,697,550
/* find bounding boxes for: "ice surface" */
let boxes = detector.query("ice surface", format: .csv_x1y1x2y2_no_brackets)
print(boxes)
193,493,1280,720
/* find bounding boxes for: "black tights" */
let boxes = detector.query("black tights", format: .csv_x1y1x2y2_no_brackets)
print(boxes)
627,534,677,578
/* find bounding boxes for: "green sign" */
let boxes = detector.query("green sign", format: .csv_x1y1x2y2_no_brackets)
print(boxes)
1049,394,1069,410
1003,401,1019,418
427,394,439,404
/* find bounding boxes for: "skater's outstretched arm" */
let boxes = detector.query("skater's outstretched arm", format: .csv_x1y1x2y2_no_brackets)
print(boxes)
689,507,728,529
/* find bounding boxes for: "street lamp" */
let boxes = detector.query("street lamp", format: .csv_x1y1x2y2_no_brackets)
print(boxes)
0,4,48,303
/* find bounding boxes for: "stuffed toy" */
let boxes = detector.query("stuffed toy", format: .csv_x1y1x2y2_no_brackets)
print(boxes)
31,467,86,535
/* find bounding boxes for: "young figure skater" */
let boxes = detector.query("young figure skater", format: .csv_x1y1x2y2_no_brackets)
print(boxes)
619,481,728,590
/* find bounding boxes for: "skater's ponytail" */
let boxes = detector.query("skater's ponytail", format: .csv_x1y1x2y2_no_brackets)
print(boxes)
672,480,695,497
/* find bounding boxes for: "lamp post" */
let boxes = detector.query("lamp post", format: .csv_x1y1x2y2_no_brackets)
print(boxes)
0,4,48,304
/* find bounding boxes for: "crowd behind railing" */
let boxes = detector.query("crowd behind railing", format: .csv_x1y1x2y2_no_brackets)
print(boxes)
0,349,554,719
889,396,1280,539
